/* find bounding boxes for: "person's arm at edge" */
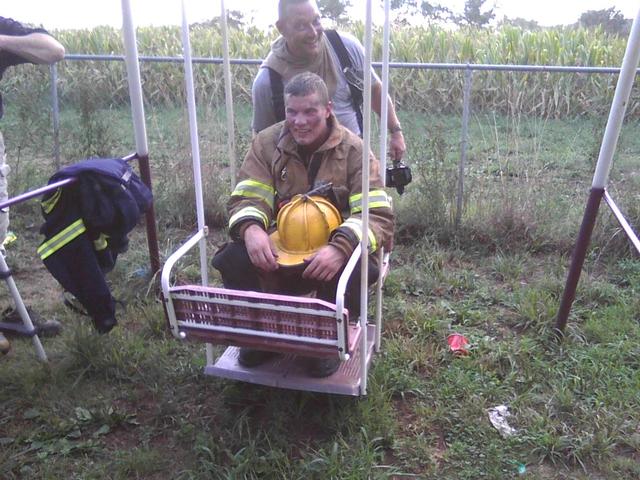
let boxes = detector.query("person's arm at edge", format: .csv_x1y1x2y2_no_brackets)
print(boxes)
371,81,406,162
0,32,65,65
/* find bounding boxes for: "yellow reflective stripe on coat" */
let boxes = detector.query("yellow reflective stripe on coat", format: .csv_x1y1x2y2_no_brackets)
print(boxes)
341,218,378,252
41,188,62,214
229,206,269,230
37,219,86,260
231,180,275,210
349,190,391,214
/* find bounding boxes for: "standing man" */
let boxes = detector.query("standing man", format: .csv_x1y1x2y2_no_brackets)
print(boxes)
0,16,65,245
213,72,394,377
0,17,64,353
252,0,406,162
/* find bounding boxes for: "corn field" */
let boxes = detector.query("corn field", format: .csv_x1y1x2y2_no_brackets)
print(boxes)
4,23,638,118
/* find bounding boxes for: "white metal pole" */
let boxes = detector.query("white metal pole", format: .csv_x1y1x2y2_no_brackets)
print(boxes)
0,252,46,361
121,0,149,157
592,8,640,189
374,247,383,351
181,1,213,364
121,0,161,275
220,0,237,188
379,0,391,172
181,1,208,285
375,0,391,353
359,0,373,396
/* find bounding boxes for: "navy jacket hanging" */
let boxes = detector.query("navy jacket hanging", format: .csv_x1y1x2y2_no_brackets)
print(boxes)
37,158,153,333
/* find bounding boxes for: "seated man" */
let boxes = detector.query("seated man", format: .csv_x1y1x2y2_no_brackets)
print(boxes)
212,72,394,377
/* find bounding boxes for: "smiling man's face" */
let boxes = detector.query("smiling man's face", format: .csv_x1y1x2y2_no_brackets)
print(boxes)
276,1,323,59
285,92,332,152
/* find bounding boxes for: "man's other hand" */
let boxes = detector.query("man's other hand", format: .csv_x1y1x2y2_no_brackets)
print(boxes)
390,130,406,162
244,224,279,271
302,245,347,282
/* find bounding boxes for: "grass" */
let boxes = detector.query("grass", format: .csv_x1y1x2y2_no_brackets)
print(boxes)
1,99,640,478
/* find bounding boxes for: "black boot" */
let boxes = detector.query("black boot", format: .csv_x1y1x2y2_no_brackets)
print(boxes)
238,348,281,367
306,356,341,377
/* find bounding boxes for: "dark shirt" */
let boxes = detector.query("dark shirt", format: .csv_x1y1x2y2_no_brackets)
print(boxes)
0,16,48,118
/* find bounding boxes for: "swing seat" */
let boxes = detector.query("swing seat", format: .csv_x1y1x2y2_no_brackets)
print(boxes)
204,325,376,396
165,285,361,359
161,228,388,395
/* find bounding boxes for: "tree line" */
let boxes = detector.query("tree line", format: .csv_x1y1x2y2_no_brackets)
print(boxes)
214,1,632,36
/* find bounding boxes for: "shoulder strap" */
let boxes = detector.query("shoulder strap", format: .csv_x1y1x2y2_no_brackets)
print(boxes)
324,30,363,134
324,29,352,70
267,67,286,123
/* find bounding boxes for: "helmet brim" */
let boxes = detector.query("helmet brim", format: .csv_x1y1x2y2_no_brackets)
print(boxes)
270,230,316,267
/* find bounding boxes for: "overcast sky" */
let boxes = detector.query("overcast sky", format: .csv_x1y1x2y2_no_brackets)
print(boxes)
2,0,638,30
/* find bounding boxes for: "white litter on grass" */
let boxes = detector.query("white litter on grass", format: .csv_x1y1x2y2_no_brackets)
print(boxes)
488,405,517,438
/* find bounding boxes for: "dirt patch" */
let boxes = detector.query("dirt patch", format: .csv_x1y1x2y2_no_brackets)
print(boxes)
1,221,63,317
100,389,166,451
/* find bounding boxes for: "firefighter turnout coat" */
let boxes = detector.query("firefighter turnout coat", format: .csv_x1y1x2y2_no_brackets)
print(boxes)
37,158,152,333
228,115,394,259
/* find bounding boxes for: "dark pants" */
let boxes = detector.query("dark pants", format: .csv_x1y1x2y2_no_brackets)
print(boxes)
211,241,379,318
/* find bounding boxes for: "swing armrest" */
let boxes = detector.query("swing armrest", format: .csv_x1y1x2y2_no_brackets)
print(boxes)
335,243,362,322
161,227,208,338
335,244,391,317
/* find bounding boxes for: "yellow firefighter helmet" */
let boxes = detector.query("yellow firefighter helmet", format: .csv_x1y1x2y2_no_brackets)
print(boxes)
270,195,342,267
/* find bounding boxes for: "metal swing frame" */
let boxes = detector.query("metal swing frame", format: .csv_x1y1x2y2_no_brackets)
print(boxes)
160,0,393,396
555,8,640,335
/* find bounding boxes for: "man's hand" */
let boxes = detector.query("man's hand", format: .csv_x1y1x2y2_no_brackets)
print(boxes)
389,130,406,162
244,224,279,272
302,245,347,282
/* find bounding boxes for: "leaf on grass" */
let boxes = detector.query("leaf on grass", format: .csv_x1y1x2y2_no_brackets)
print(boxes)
66,429,82,439
59,440,74,455
75,407,92,422
23,408,41,420
29,440,44,451
126,416,140,426
93,424,110,437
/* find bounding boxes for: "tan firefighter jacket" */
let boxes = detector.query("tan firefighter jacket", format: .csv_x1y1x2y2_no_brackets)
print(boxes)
227,115,394,259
